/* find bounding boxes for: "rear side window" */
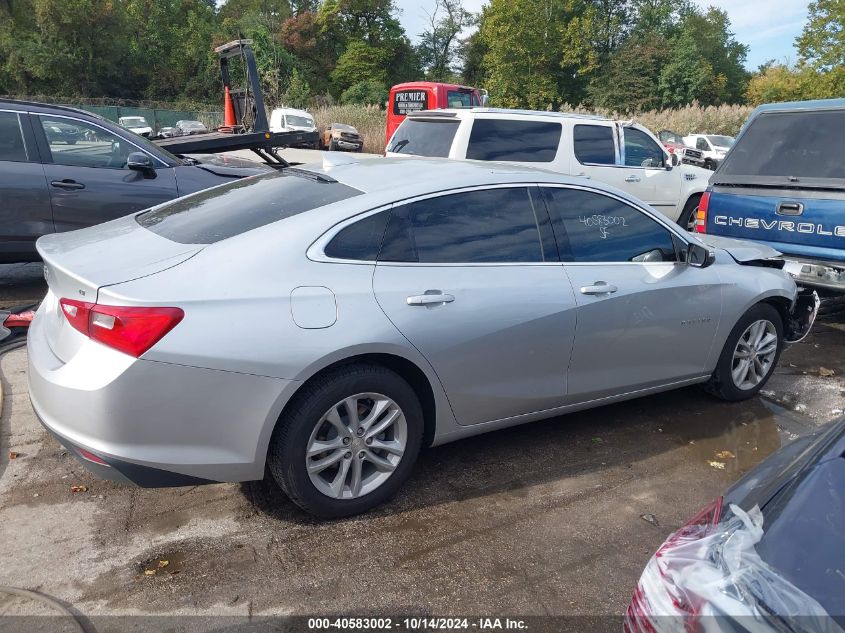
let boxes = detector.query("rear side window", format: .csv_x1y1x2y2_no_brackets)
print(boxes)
467,119,562,162
379,187,545,264
324,211,389,261
137,171,363,244
388,118,459,157
574,124,615,165
542,187,677,263
720,110,845,180
0,112,28,162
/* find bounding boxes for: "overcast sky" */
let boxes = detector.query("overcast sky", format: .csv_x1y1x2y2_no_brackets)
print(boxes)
394,0,809,70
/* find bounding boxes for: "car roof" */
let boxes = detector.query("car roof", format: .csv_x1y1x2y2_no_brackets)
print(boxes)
0,98,104,119
752,98,845,115
408,107,609,122
274,107,312,116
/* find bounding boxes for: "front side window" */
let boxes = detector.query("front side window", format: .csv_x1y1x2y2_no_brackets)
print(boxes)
446,90,473,108
467,119,561,162
379,188,545,264
388,118,459,157
573,124,616,165
0,112,29,162
542,187,678,263
623,128,665,168
39,116,135,169
696,138,709,151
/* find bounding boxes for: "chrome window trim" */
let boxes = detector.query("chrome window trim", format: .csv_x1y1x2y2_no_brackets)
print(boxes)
32,112,169,168
308,183,554,266
0,109,30,162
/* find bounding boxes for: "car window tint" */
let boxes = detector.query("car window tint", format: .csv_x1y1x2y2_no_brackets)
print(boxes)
466,119,561,162
542,187,677,263
324,211,389,261
137,171,363,244
573,124,615,165
388,118,459,157
39,116,135,169
379,188,544,263
720,110,845,179
623,128,665,168
0,112,29,162
697,138,708,151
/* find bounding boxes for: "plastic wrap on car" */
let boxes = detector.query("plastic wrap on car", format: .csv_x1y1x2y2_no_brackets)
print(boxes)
636,504,843,633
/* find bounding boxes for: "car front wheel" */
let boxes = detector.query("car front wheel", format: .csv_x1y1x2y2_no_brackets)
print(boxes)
705,303,783,401
267,364,423,518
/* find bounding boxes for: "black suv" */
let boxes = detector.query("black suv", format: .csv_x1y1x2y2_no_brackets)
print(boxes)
0,99,271,262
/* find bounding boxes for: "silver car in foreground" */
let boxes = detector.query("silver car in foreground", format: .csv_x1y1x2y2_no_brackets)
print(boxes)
28,157,818,517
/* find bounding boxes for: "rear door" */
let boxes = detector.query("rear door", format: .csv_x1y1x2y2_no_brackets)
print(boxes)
0,109,54,260
32,113,178,233
462,117,567,171
540,185,722,402
707,108,845,263
372,185,577,426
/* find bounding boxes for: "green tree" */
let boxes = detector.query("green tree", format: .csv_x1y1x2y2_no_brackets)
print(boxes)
797,0,845,96
331,40,389,90
588,33,667,112
283,68,312,107
340,79,388,105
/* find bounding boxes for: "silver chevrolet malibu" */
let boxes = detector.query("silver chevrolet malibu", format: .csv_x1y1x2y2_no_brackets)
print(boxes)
28,156,818,517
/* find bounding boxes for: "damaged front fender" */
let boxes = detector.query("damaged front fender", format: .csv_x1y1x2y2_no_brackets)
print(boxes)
784,289,820,344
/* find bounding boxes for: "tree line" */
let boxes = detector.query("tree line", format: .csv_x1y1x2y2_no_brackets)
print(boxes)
0,0,841,113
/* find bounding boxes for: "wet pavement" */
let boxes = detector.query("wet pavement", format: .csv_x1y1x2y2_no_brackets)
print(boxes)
0,284,843,623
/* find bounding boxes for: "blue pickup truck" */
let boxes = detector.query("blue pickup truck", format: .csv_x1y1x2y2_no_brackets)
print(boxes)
695,99,845,292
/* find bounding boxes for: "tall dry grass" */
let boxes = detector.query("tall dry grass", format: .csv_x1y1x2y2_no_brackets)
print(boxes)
307,102,754,153
311,105,387,153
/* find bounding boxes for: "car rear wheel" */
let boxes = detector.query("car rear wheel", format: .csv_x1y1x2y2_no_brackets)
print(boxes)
267,364,423,518
705,304,783,401
329,139,338,151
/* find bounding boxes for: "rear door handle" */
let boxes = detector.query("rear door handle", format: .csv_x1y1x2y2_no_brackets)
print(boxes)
624,175,641,183
575,173,591,179
407,292,455,306
50,179,85,190
580,282,618,295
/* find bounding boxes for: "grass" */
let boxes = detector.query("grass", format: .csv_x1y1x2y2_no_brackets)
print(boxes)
311,105,388,153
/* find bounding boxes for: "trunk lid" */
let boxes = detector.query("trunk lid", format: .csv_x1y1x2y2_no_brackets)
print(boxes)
37,214,201,362
705,185,845,262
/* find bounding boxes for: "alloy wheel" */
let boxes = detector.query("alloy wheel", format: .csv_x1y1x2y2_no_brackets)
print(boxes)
731,320,778,390
305,393,407,499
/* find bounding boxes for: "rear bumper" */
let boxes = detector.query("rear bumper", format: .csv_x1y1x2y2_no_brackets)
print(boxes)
27,305,291,484
781,256,845,293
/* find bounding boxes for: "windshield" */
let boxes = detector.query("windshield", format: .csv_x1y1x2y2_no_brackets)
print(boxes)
123,117,148,127
286,115,313,127
388,118,459,157
136,170,363,244
707,135,733,148
659,131,683,144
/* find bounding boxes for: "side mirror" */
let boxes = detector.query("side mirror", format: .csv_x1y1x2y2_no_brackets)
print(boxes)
687,243,715,268
670,153,679,167
127,152,156,179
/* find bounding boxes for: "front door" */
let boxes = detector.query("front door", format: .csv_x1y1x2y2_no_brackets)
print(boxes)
540,185,722,403
33,114,178,233
372,186,577,426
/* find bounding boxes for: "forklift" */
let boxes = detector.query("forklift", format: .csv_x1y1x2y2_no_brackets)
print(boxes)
154,40,318,167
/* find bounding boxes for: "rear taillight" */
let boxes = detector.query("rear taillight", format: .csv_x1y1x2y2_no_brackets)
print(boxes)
625,497,724,630
694,192,710,233
3,310,34,328
59,299,183,358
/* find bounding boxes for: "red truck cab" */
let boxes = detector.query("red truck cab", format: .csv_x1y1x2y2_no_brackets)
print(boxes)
386,82,485,146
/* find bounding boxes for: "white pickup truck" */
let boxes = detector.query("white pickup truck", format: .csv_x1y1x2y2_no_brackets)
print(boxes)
386,108,711,229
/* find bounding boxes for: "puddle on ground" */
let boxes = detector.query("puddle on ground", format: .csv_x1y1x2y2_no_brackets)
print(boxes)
138,550,188,578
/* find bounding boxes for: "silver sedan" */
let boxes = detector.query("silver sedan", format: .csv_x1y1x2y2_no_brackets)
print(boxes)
28,157,818,517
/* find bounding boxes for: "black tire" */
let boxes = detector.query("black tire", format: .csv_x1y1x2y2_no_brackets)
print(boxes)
267,364,424,518
313,140,320,150
705,303,784,401
329,138,338,151
678,195,702,232
704,159,716,170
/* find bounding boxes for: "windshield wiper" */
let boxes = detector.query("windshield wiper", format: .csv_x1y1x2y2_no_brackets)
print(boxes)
391,139,410,153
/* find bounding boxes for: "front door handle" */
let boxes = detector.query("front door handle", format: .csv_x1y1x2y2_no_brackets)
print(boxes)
50,179,85,190
624,175,641,183
406,292,455,306
580,282,618,295
575,172,591,179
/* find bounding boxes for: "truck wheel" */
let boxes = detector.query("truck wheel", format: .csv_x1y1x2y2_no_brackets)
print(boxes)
704,159,716,170
329,139,338,151
678,195,702,232
704,303,784,402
